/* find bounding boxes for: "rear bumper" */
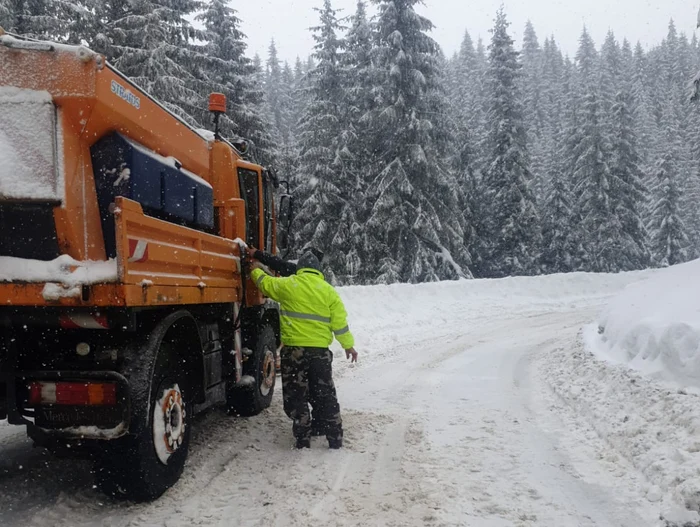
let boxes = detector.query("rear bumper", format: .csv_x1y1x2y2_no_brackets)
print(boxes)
2,370,130,440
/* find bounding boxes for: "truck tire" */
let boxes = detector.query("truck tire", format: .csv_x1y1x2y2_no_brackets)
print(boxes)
94,340,192,501
228,324,276,416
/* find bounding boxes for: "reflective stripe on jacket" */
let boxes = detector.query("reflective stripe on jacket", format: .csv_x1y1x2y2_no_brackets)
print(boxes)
250,267,355,349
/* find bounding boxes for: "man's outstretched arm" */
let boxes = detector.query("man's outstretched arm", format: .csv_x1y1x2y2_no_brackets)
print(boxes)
252,249,297,277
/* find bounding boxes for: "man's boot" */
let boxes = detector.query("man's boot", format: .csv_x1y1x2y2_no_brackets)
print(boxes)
296,438,311,449
328,438,342,449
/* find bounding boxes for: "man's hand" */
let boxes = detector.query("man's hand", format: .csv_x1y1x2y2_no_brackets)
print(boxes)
247,247,260,267
250,260,265,271
345,347,358,363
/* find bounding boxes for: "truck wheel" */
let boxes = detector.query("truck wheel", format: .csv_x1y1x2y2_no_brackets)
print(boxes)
228,325,276,416
94,342,191,501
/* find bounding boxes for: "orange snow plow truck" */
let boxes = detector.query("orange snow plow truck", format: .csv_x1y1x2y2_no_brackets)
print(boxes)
0,31,292,500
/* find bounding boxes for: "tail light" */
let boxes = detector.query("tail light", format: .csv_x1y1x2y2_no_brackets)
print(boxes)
28,381,117,406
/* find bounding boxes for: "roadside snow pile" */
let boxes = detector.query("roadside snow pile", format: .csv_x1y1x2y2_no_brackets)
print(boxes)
588,259,700,390
539,336,700,525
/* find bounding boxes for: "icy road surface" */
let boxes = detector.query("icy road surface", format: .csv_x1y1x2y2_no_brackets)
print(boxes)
0,271,689,526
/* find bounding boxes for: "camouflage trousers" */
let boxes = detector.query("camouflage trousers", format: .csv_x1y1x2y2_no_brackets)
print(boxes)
281,346,343,442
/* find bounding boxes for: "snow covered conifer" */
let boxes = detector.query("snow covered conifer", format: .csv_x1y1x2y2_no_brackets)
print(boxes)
449,30,486,276
571,89,621,273
264,40,293,148
600,31,622,119
521,21,545,140
481,8,541,278
292,0,360,282
649,151,690,267
196,0,276,166
363,0,471,283
93,0,205,122
1,0,88,41
609,91,651,270
540,126,575,274
631,42,658,177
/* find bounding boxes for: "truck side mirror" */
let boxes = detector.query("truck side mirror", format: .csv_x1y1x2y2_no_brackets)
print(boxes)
278,194,294,258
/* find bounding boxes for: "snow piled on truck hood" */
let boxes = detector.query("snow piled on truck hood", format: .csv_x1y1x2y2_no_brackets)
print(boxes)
588,258,700,390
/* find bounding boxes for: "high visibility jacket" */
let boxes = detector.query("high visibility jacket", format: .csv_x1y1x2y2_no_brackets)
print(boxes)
250,267,355,350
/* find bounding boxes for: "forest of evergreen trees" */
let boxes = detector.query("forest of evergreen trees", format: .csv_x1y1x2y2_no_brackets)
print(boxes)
2,0,699,284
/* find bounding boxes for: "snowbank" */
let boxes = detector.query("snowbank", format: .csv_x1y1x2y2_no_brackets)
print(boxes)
540,337,700,525
588,259,700,390
334,270,647,366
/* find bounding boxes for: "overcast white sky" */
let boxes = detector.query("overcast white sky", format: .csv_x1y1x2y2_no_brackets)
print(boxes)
237,0,700,64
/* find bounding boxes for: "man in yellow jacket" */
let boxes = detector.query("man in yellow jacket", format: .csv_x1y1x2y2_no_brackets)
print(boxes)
251,250,358,449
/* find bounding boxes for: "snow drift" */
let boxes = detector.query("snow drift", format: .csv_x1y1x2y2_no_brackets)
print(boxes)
588,259,700,390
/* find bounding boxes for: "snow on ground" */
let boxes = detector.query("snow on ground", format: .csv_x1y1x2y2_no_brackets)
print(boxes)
588,259,700,390
539,259,700,525
2,268,699,526
540,337,700,525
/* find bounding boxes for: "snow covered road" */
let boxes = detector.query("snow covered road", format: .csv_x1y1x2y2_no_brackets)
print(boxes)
1,271,692,526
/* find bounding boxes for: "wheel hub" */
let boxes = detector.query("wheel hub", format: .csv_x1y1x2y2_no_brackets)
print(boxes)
153,384,186,465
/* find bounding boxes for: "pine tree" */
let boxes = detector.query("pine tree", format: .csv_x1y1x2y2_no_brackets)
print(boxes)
572,90,623,273
481,8,541,277
540,125,575,273
364,0,471,283
521,21,545,139
649,150,690,267
264,40,293,149
537,36,566,200
0,0,87,41
576,27,598,81
320,0,376,283
0,1,10,30
452,31,482,129
290,57,312,146
195,0,276,166
609,91,651,269
631,42,658,176
541,37,565,124
600,31,622,119
93,0,205,122
292,0,353,282
520,22,547,201
342,0,375,180
450,30,484,276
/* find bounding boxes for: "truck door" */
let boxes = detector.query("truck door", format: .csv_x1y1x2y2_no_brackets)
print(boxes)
237,168,261,248
262,175,274,253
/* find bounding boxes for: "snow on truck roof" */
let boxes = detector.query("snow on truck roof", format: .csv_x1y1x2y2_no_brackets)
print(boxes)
0,33,96,61
0,86,52,104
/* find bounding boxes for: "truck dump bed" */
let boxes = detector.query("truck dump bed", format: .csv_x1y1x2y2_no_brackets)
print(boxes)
0,32,256,308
